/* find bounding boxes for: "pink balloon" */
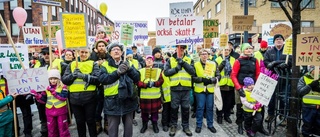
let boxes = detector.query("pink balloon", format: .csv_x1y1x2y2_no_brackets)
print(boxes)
13,7,27,27
55,30,63,50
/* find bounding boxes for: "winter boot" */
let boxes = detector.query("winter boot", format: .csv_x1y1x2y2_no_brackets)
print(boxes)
152,122,159,133
238,123,243,134
104,121,108,135
96,121,103,134
140,121,148,133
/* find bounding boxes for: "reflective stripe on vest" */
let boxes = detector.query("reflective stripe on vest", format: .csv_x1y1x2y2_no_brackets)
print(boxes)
215,56,235,87
194,61,216,93
45,86,67,109
162,72,171,102
242,90,261,112
69,61,96,92
139,68,161,99
169,56,192,87
303,76,320,105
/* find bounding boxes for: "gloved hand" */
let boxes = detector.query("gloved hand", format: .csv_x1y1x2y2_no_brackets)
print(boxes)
238,88,245,97
202,78,212,85
176,58,185,65
277,63,288,69
147,81,155,88
309,80,319,91
175,64,182,72
117,63,129,75
210,78,217,84
254,102,262,110
74,68,81,73
76,72,85,79
267,61,281,69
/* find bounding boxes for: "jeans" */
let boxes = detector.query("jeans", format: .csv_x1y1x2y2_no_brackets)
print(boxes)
107,112,133,137
195,93,214,128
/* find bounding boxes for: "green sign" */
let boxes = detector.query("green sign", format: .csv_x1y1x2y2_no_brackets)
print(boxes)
203,19,219,38
120,24,134,46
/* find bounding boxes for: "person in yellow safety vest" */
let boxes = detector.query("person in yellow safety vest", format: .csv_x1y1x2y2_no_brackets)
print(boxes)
192,49,221,134
297,66,320,137
253,40,268,65
0,77,19,137
31,69,70,137
99,42,140,137
161,70,171,132
163,45,196,137
136,55,164,133
240,77,263,137
62,48,101,137
215,46,236,125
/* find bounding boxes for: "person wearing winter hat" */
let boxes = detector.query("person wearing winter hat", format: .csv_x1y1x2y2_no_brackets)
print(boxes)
240,77,263,137
95,27,110,43
297,65,320,137
132,45,145,68
126,48,140,70
152,48,165,70
91,40,109,66
231,43,261,135
31,69,71,137
228,41,240,59
254,40,268,64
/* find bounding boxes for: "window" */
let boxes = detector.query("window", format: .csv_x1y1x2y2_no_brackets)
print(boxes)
98,17,101,23
201,1,205,9
0,3,4,10
42,6,48,21
301,21,314,27
80,2,82,11
271,1,286,8
271,20,286,23
75,0,78,8
215,1,221,13
24,0,32,10
10,0,17,10
207,0,211,2
301,0,315,8
225,22,229,29
240,0,256,7
70,0,73,5
253,20,256,26
197,7,200,13
207,10,211,19
52,6,56,16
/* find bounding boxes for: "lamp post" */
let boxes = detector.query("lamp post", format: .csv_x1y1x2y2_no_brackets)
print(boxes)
243,0,248,43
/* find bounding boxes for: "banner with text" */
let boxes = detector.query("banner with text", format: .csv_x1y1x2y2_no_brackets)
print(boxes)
296,33,320,66
0,44,29,75
156,16,203,45
262,22,292,46
250,73,278,106
232,15,254,31
113,21,148,45
5,67,49,94
169,2,193,17
22,27,44,45
120,24,134,46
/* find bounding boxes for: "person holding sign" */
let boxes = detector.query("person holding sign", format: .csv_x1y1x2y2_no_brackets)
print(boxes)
136,55,164,133
297,66,320,137
99,42,140,137
31,69,70,137
163,45,195,137
192,49,220,134
240,77,263,137
62,48,101,137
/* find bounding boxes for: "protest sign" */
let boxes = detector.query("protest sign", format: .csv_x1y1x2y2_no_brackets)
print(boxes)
156,16,203,45
32,0,65,8
283,38,292,55
41,21,60,42
5,67,49,94
203,19,219,38
148,38,156,48
145,68,158,80
120,24,134,46
144,46,152,56
219,34,228,47
113,21,148,45
60,13,88,49
252,33,260,51
232,15,254,31
251,73,278,106
169,2,193,17
204,61,215,77
0,44,29,75
22,27,44,45
296,33,320,66
148,31,156,37
262,22,292,46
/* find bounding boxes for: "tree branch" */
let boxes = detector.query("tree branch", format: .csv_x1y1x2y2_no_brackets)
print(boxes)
279,0,294,24
260,0,267,7
301,0,312,11
287,1,292,11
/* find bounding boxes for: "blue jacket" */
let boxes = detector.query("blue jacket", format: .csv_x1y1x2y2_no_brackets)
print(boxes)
0,95,14,127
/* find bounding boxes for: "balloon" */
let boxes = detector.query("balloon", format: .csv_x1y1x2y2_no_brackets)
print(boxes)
12,7,27,27
99,2,108,16
55,30,63,50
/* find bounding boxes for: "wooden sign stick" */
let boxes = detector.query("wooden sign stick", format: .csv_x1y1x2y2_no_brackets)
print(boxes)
75,50,79,68
48,6,53,69
315,66,319,80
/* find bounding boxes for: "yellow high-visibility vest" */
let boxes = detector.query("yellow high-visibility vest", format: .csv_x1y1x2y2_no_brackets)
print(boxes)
131,59,139,70
254,51,264,65
69,61,96,92
169,56,192,87
242,90,261,112
45,86,67,109
302,76,320,105
193,61,215,93
215,56,235,87
139,68,161,99
162,72,171,102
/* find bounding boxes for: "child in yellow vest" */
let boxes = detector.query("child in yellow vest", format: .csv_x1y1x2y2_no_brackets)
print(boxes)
240,77,263,137
31,69,70,137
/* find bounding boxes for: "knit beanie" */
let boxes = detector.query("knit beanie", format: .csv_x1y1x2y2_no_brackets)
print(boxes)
243,77,254,87
146,55,154,61
126,48,133,56
273,34,284,43
48,69,61,80
260,40,268,48
240,43,252,52
152,48,161,56
108,42,123,53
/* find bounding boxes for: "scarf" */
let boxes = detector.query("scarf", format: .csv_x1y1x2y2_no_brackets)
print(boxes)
224,56,232,76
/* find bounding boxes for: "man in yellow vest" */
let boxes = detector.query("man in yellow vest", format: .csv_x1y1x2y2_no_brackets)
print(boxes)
253,40,268,64
297,66,320,137
164,45,195,136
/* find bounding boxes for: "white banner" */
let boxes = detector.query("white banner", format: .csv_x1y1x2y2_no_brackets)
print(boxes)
5,67,50,94
250,73,278,106
112,21,148,45
169,2,193,17
262,22,292,47
22,27,44,45
156,16,204,45
0,44,29,75
144,46,152,56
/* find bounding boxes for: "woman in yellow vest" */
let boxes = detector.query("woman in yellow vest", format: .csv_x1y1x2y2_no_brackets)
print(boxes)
240,77,263,137
31,69,70,137
297,66,320,137
192,49,221,134
136,55,164,133
62,48,100,137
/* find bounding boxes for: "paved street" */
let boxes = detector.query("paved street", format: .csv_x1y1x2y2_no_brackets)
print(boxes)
15,104,288,137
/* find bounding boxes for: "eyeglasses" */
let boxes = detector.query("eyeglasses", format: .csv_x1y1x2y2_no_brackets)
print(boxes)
43,52,49,55
200,53,208,56
111,48,121,51
225,49,231,51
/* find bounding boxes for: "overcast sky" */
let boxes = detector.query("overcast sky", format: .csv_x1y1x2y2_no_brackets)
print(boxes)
88,0,198,31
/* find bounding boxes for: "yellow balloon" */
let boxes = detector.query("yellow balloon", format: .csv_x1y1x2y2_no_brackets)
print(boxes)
99,2,108,16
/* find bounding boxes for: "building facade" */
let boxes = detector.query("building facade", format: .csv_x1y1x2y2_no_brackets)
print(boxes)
0,0,113,44
194,0,320,46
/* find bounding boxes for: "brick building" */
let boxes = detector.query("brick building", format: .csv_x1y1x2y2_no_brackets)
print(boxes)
194,0,320,46
0,0,114,44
